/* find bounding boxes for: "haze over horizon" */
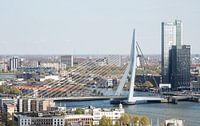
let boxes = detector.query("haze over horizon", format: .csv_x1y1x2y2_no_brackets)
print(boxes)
0,0,199,55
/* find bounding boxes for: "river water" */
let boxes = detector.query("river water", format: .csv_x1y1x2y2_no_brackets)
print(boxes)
55,91,200,126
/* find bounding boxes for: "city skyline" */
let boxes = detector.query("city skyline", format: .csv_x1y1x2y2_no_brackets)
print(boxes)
0,0,200,55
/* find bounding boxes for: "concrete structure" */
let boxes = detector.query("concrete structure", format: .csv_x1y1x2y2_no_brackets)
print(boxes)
114,29,165,104
107,55,122,67
169,45,191,90
92,104,124,125
161,20,183,83
115,30,137,102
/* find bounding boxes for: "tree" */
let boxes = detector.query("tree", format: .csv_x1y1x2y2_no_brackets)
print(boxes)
115,120,121,126
117,114,150,126
139,116,150,126
0,85,4,93
7,120,17,126
93,89,97,94
143,81,154,89
9,86,21,94
132,115,140,125
98,91,101,96
1,112,16,126
118,113,131,126
74,108,84,114
99,116,113,126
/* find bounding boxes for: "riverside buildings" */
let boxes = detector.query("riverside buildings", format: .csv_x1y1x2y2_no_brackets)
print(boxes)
13,104,124,126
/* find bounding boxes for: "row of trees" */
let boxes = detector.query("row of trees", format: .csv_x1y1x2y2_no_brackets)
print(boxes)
99,113,150,126
136,66,161,75
74,108,84,114
0,85,21,94
1,112,17,126
135,81,154,89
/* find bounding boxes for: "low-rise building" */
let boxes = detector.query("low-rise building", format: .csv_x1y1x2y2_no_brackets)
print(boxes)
92,104,124,125
14,112,65,126
95,58,107,66
40,75,60,82
40,62,60,71
164,119,183,126
65,114,93,126
0,62,8,72
107,78,114,87
191,76,200,91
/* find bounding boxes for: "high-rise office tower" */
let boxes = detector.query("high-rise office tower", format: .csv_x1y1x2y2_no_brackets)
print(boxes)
161,20,183,83
175,20,183,49
169,45,191,90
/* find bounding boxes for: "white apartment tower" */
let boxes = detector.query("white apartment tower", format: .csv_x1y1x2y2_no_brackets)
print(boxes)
9,57,19,71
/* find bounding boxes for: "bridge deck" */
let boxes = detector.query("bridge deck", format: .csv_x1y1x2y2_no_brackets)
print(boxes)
24,96,127,101
23,96,165,103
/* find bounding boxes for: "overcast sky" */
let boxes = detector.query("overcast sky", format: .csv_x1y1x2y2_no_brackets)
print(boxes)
0,0,199,55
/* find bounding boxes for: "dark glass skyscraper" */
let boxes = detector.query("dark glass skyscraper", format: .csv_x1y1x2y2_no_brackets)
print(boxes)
169,45,191,90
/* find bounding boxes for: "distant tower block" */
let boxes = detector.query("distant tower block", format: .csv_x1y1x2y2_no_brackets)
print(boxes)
9,56,19,71
136,55,141,67
115,29,137,103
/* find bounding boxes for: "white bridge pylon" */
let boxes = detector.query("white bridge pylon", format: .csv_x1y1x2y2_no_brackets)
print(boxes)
115,29,165,103
115,29,137,103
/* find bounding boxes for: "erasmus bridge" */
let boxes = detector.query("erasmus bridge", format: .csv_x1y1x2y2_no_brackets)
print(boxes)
20,29,165,104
